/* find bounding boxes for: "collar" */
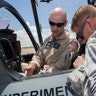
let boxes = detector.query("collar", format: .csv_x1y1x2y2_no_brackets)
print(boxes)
51,29,69,41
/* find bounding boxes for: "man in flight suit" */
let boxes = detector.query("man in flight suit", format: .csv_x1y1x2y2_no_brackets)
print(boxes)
22,7,79,77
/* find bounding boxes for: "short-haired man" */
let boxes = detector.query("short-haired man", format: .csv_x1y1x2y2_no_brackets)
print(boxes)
67,5,96,96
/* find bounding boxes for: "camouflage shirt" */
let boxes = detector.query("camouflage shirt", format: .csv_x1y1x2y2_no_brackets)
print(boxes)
67,31,96,96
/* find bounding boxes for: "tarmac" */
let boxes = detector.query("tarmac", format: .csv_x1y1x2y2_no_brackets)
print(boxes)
21,47,35,55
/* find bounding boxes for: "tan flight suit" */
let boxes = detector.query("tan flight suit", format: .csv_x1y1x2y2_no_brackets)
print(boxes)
29,30,79,74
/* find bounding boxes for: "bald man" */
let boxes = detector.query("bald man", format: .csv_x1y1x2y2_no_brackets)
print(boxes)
22,7,79,77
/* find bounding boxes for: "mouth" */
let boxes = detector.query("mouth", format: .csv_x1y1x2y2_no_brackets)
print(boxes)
52,30,58,34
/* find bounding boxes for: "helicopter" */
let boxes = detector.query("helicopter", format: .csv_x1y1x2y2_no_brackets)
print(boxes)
0,0,95,96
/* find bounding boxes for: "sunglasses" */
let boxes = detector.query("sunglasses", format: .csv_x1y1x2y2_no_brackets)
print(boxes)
76,16,90,44
49,21,65,27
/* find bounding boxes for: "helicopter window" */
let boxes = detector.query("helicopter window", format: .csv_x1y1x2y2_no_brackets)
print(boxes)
88,0,96,7
0,8,36,72
0,8,35,55
0,8,35,56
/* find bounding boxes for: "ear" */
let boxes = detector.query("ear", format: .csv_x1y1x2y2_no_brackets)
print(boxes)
64,20,68,27
86,19,94,30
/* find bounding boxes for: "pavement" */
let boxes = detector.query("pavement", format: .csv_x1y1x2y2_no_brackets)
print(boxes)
21,47,35,55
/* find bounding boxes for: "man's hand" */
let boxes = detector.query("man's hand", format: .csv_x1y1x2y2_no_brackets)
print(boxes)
73,54,85,68
22,63,37,77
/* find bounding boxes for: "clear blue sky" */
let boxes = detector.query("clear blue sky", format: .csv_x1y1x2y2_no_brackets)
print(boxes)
5,0,87,30
3,0,88,47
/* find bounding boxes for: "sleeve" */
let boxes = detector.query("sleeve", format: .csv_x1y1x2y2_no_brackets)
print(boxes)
55,48,72,69
85,37,96,68
29,37,49,68
83,34,96,95
55,39,79,69
67,32,96,96
29,48,44,68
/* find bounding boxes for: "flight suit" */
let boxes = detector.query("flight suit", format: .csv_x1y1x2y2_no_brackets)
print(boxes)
67,31,96,96
30,30,79,74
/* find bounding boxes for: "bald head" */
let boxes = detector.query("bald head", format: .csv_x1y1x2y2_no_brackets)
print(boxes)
48,7,67,38
49,7,67,22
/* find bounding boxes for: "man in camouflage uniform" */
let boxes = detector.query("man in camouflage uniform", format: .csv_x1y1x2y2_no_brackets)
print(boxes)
22,7,79,76
67,5,96,96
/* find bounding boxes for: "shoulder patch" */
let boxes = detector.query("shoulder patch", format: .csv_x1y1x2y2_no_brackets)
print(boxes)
69,41,79,51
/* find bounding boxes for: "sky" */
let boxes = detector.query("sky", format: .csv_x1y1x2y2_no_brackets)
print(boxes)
3,0,88,47
4,0,87,27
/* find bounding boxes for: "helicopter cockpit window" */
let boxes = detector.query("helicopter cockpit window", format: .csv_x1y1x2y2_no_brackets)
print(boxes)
0,8,36,72
0,8,35,55
88,0,96,7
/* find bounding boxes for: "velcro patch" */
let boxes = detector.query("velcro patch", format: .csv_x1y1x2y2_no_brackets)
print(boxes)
53,43,60,49
69,41,78,51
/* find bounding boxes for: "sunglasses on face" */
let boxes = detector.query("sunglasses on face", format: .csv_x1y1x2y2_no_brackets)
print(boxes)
76,16,90,44
49,21,65,27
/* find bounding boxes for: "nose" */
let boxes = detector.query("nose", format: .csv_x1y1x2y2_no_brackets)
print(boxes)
53,25,58,29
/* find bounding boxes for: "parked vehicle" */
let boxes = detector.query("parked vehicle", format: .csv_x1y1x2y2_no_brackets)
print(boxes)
0,0,95,96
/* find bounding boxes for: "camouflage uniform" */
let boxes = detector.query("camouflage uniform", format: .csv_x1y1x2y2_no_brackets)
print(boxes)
67,31,96,96
30,30,79,74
